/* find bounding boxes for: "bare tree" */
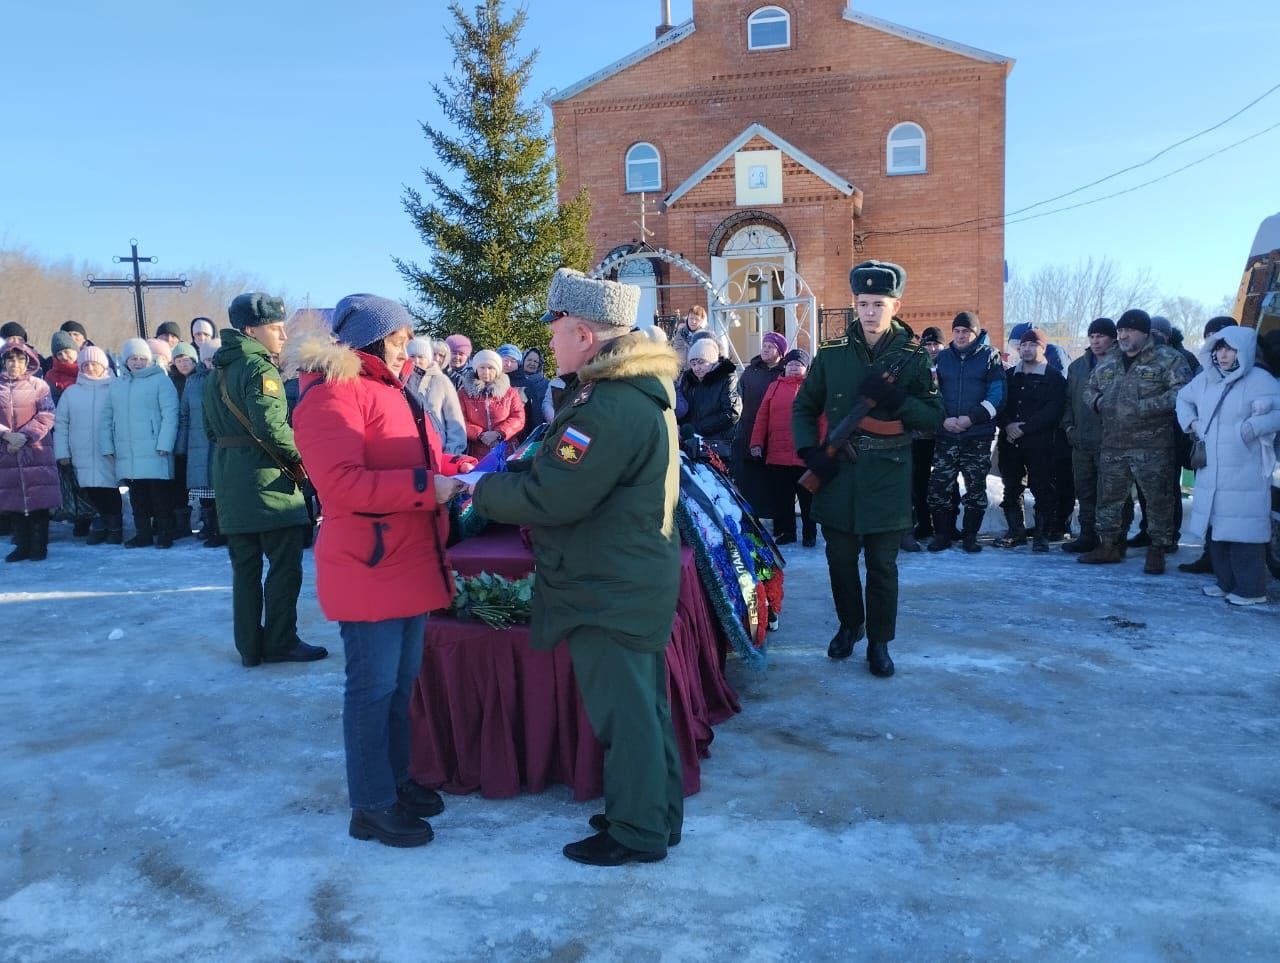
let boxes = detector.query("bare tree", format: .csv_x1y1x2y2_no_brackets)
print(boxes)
1006,257,1163,348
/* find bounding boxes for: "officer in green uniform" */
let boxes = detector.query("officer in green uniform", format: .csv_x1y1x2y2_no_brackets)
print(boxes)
204,293,326,667
793,261,944,677
466,268,683,866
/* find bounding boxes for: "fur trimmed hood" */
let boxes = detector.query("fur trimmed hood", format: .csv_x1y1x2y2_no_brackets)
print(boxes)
579,332,680,384
282,309,363,384
459,367,512,399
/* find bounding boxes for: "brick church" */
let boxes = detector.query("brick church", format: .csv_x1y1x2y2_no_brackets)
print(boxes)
549,0,1013,358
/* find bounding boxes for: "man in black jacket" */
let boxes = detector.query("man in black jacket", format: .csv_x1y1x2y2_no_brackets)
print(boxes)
996,328,1067,552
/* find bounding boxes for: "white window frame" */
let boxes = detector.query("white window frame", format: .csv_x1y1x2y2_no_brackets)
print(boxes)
886,122,927,175
747,6,791,51
625,142,662,193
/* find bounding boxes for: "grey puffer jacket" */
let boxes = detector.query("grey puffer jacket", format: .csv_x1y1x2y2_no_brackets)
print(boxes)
407,363,467,455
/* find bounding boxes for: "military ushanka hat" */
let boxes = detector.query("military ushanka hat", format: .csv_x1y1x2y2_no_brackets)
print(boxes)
542,268,639,327
228,292,287,331
849,260,906,298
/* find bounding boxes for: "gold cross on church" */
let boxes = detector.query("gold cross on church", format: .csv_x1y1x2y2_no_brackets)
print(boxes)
632,192,660,242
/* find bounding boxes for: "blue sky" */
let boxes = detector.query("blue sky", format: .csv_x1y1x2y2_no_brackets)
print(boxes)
2,0,1275,313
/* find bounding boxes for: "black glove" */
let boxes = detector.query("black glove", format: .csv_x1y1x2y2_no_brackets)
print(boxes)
799,446,839,483
858,373,906,411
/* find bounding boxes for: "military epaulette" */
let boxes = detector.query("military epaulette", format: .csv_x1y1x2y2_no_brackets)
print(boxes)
819,336,848,349
571,382,596,406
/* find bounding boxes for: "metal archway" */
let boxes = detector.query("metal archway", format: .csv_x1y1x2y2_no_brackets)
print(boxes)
710,260,819,357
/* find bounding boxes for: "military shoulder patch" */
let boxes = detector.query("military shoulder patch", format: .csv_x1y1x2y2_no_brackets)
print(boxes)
571,382,596,406
820,337,848,349
261,375,282,397
553,425,592,465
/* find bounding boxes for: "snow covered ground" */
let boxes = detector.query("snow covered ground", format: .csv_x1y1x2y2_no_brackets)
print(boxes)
1,508,1277,962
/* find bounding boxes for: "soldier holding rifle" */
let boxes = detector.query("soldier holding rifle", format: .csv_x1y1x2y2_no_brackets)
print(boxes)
793,261,943,677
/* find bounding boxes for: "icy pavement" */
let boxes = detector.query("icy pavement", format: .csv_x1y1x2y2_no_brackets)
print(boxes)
0,519,1277,962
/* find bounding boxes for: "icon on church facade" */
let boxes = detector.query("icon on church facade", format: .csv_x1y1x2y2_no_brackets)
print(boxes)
747,165,768,189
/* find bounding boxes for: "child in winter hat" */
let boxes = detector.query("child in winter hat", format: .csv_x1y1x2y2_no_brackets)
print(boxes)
146,338,173,370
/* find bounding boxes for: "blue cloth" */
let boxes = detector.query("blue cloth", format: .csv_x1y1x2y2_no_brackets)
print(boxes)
339,613,428,811
934,332,1005,440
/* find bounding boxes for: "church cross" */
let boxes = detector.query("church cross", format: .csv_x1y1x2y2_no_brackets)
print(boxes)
84,239,191,339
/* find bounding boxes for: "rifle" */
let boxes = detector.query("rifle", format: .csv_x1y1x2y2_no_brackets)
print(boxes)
798,338,927,494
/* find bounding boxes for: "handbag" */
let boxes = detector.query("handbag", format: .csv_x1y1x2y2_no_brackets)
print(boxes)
1188,381,1234,471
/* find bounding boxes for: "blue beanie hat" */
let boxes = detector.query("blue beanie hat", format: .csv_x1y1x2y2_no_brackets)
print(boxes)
497,343,523,363
331,294,414,348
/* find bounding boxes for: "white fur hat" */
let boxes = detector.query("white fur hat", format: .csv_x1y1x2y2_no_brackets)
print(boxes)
471,349,502,372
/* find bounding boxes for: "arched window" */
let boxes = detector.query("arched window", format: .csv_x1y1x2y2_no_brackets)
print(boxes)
748,6,791,51
625,142,661,192
887,122,927,175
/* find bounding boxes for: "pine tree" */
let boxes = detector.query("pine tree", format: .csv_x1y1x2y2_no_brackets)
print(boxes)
396,0,592,354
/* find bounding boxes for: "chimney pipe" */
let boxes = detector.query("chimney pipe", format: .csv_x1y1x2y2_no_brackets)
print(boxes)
656,0,673,38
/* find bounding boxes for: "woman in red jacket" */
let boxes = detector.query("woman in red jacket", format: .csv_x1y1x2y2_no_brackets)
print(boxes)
457,348,525,456
750,348,817,546
290,294,474,849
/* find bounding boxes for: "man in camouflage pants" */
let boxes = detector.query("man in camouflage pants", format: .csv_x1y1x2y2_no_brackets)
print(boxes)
1080,309,1191,574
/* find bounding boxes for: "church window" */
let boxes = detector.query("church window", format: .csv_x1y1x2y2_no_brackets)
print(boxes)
625,142,662,192
887,122,927,175
747,7,790,51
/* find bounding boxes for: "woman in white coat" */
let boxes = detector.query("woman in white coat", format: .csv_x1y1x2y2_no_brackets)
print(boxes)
1176,324,1280,604
54,346,120,543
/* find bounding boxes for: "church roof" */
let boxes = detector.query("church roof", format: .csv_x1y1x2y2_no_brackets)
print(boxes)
664,122,860,208
547,5,1012,106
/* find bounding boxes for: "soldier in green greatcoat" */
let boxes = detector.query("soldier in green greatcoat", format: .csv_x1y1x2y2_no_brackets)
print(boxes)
464,269,683,867
793,261,944,677
204,293,327,667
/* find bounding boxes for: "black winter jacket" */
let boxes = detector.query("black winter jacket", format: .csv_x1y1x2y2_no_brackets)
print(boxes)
678,358,741,449
999,364,1067,449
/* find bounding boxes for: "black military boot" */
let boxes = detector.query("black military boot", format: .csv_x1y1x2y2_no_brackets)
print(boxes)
961,510,983,553
173,506,194,540
826,623,865,660
4,515,31,563
589,813,681,847
27,512,50,561
203,505,227,548
1031,511,1051,553
995,507,1027,548
105,515,124,545
349,803,433,848
867,641,895,677
124,515,153,548
85,515,109,545
1063,528,1098,554
927,510,954,552
899,530,922,552
154,516,175,549
396,780,445,818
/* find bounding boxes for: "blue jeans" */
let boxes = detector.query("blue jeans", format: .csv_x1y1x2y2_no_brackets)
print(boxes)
339,614,428,811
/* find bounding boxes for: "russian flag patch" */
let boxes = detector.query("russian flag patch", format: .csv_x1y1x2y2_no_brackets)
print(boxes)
554,425,592,464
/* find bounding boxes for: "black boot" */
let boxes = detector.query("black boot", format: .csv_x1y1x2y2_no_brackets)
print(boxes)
72,517,92,538
4,515,31,562
867,641,895,677
1031,512,1050,553
85,515,109,545
348,802,434,848
124,515,153,548
27,512,50,561
801,521,817,548
154,516,174,549
105,515,124,545
961,509,983,553
927,510,954,552
826,623,865,660
1177,549,1213,574
173,506,194,540
203,505,227,548
995,507,1027,548
899,530,922,552
1063,528,1098,554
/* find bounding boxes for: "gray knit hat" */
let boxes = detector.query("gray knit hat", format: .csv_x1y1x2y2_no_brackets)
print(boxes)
51,330,78,356
331,293,414,348
542,268,639,327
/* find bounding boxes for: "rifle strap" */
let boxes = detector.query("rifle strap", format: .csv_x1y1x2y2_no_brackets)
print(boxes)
216,367,299,482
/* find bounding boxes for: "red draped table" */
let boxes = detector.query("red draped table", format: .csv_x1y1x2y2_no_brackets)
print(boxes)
409,526,740,800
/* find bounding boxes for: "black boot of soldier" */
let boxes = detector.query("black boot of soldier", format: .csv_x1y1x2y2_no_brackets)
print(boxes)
867,641,895,677
826,623,865,660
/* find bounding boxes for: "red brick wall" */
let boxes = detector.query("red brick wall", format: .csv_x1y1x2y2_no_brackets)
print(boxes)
552,0,1010,343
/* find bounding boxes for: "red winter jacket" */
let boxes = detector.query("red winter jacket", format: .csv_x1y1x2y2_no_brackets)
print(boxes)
457,369,525,457
751,375,825,467
46,357,79,401
292,340,471,622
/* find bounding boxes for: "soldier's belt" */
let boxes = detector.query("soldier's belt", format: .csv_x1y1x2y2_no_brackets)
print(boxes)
216,436,257,448
852,433,912,451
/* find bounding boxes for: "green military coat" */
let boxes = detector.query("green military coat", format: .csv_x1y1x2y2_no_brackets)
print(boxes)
792,319,943,534
470,333,681,653
203,329,308,535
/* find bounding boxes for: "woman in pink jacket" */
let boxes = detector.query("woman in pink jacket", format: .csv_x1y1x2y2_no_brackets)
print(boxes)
457,348,525,457
290,295,475,850
750,348,817,546
1,342,59,561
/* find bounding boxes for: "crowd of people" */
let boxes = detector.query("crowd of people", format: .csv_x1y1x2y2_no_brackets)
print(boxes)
4,265,1277,864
